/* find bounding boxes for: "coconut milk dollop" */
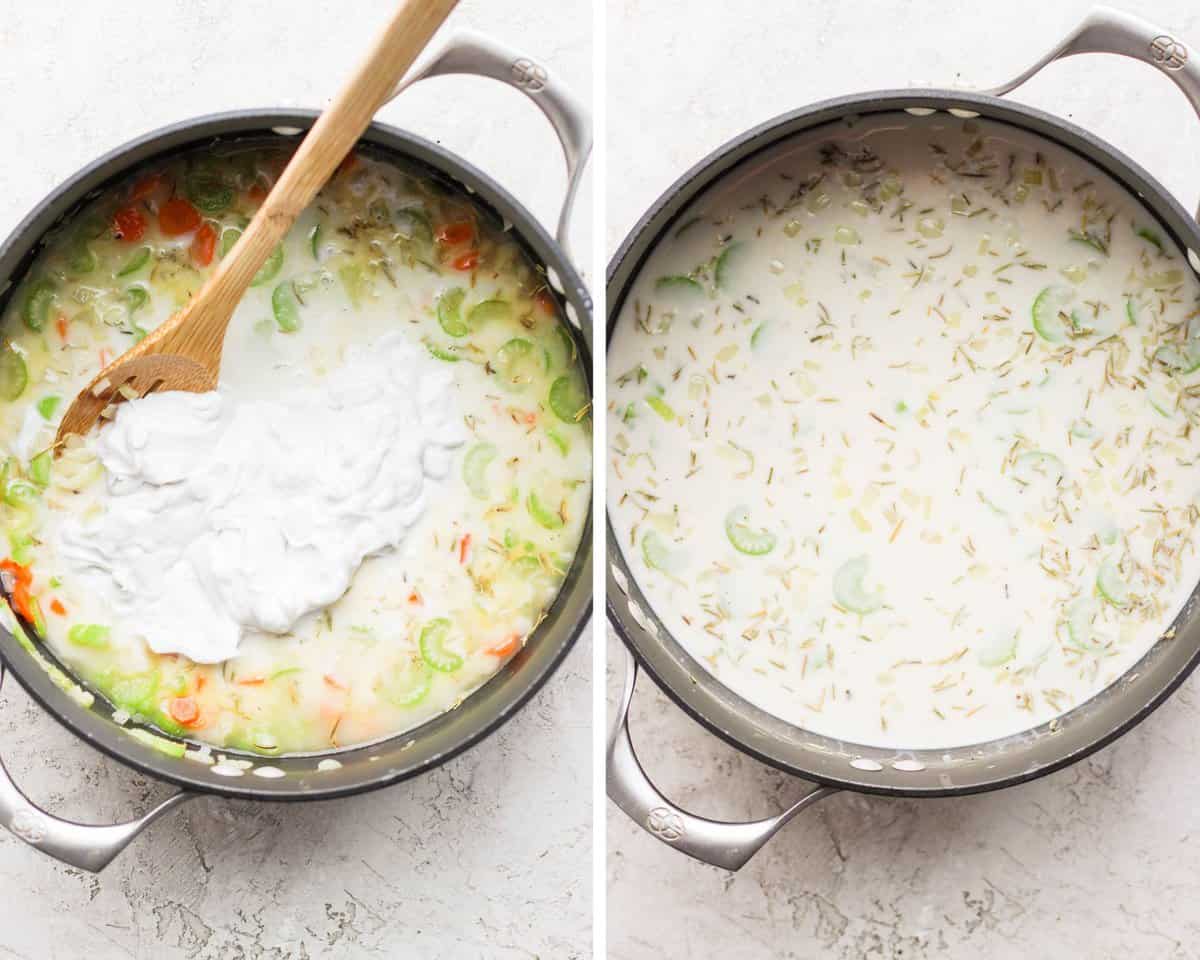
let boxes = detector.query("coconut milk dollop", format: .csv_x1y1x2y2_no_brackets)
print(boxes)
57,332,463,663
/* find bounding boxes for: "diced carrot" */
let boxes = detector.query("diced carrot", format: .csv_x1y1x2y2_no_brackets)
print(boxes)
435,220,474,247
323,673,347,691
459,533,472,565
237,676,266,686
190,222,216,266
168,696,202,726
486,634,522,658
535,289,556,315
0,559,32,588
451,250,479,272
158,198,201,237
112,206,147,243
129,173,163,203
408,590,422,605
194,673,207,691
55,313,69,340
246,182,268,203
49,598,66,616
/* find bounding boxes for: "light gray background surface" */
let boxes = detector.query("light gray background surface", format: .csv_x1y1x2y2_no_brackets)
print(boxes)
0,2,592,958
606,1,1200,958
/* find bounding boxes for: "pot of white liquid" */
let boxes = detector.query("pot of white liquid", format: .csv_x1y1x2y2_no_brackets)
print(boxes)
0,31,591,872
607,7,1200,870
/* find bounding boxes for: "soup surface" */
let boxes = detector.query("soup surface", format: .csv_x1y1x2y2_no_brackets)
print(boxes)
0,144,590,760
608,113,1200,749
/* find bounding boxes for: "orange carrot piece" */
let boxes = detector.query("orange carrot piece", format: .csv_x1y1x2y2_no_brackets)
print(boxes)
486,633,522,658
168,696,200,726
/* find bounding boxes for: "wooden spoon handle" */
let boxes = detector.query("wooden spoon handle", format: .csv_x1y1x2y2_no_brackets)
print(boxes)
178,0,459,352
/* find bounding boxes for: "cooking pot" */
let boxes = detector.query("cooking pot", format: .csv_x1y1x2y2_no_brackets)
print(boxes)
0,30,592,872
607,6,1200,871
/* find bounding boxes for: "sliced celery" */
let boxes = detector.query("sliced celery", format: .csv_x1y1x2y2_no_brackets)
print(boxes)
714,242,743,290
655,275,703,295
1096,558,1129,608
1031,285,1074,343
107,672,159,715
187,176,233,213
978,629,1018,667
29,452,50,488
4,479,39,509
271,282,300,333
67,624,110,649
0,345,28,401
833,555,883,613
436,287,468,337
127,728,186,759
462,442,497,499
645,394,676,422
724,506,777,556
36,395,60,420
427,343,461,363
251,243,284,287
641,530,672,572
380,661,433,707
468,299,511,326
21,278,56,331
117,246,151,277
67,241,97,275
419,618,463,673
548,375,589,424
495,338,540,390
527,491,564,530
125,286,149,314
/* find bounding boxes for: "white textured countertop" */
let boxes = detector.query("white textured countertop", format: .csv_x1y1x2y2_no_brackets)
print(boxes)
606,0,1200,957
0,1,592,957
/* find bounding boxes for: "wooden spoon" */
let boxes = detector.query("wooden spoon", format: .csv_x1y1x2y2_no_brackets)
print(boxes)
56,0,458,445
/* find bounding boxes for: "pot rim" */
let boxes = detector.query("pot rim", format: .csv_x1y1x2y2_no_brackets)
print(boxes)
606,88,1200,798
0,107,593,800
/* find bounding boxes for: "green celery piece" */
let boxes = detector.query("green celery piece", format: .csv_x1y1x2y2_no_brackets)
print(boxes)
462,442,497,499
419,618,463,672
127,728,186,759
468,299,511,326
548,375,589,424
527,491,564,530
437,287,468,337
29,451,51,488
22,278,56,331
0,345,28,401
380,661,433,707
271,282,301,333
117,246,151,277
67,623,111,649
36,395,61,420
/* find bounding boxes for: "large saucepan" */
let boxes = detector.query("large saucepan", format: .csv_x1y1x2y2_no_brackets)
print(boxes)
607,7,1200,870
0,31,592,872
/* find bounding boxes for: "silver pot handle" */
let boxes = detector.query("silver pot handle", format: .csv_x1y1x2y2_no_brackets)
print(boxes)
607,647,837,871
980,5,1200,221
387,30,592,263
0,665,195,872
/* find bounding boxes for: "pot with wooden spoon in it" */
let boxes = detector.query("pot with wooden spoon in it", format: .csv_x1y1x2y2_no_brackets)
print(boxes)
56,0,458,443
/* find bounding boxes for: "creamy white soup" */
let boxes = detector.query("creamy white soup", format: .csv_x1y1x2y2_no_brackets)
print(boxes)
608,113,1200,749
0,145,591,759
